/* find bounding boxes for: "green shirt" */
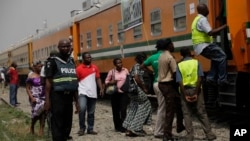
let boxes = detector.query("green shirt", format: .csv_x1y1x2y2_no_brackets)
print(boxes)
143,51,162,83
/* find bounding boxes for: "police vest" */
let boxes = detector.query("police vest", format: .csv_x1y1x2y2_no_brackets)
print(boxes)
191,16,212,45
53,57,78,91
178,59,198,87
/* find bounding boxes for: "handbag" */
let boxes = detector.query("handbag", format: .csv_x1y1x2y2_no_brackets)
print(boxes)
120,74,137,94
120,66,138,94
105,69,117,95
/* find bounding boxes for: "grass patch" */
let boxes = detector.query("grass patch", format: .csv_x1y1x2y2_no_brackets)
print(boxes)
0,101,51,141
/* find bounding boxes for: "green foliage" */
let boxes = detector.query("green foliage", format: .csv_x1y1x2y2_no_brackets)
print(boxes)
0,103,51,141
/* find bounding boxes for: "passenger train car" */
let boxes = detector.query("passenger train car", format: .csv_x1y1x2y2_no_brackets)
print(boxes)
0,0,249,110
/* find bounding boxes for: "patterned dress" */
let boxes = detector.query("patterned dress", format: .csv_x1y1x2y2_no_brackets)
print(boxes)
122,63,152,135
26,77,45,118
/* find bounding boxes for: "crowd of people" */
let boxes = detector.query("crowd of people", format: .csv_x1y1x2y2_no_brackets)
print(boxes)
2,3,231,141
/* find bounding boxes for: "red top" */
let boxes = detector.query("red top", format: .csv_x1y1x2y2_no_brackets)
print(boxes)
76,64,101,98
8,67,19,84
76,64,100,81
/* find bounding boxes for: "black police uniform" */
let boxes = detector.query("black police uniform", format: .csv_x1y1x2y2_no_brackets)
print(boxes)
45,55,78,141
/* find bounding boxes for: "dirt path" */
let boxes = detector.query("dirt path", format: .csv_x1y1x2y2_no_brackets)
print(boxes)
1,87,230,141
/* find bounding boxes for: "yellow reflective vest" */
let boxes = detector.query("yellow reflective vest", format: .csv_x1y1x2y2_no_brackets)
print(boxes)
191,16,212,45
178,59,198,87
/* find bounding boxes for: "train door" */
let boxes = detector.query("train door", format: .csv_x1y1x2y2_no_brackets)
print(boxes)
215,0,233,60
208,0,232,60
216,0,250,110
204,0,234,108
204,0,250,110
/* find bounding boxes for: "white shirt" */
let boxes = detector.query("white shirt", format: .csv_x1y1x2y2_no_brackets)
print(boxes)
78,73,97,98
40,66,45,77
1,72,5,82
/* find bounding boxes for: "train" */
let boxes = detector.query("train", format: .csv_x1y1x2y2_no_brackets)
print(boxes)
0,0,249,110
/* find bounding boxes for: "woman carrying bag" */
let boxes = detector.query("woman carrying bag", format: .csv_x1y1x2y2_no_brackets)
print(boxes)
105,58,129,133
122,53,152,137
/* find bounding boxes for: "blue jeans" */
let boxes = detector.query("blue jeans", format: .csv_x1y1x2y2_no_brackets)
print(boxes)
201,43,227,83
78,95,96,132
9,84,18,106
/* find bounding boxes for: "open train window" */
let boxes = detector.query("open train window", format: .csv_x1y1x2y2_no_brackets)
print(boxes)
109,24,113,45
150,9,161,36
86,32,92,49
96,28,102,48
173,2,186,32
133,25,142,40
117,21,125,43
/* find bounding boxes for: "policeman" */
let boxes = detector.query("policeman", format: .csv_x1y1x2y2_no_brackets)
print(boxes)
44,38,79,141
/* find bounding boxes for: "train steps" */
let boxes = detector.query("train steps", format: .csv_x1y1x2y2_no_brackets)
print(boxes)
218,72,237,107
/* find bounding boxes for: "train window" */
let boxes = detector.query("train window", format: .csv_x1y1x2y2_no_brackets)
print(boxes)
96,28,102,48
38,49,40,59
40,49,42,59
46,47,49,57
86,32,92,48
20,55,24,63
24,54,27,63
199,0,208,5
34,51,36,60
133,25,142,40
33,51,36,61
173,2,186,32
80,42,84,48
41,48,44,59
49,46,52,52
80,34,83,41
43,48,46,59
109,25,113,33
80,34,84,48
117,21,125,43
109,35,113,45
109,25,113,45
25,56,27,63
150,9,162,36
97,38,102,48
53,45,57,51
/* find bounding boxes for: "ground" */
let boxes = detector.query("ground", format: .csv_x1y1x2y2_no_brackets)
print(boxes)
0,86,230,141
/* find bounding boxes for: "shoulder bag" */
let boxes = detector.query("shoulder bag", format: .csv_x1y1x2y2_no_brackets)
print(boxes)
105,69,118,95
120,66,137,94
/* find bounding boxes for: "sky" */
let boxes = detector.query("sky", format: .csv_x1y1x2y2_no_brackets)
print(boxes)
0,0,82,51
